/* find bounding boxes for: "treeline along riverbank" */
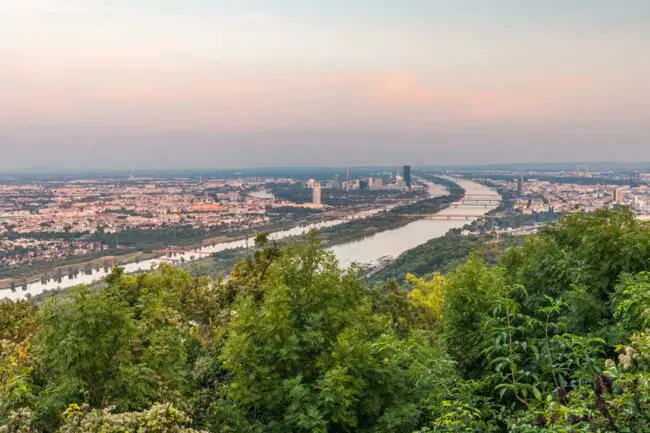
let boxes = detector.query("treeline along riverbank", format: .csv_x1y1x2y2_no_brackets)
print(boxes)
369,184,559,284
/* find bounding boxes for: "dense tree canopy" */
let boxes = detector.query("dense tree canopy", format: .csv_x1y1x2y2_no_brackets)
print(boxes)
2,208,650,432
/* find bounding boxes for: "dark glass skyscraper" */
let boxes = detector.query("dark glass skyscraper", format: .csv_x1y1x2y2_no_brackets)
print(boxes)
403,165,412,188
359,179,369,190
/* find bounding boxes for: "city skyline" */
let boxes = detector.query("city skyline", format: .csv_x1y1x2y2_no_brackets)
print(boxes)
2,1,650,170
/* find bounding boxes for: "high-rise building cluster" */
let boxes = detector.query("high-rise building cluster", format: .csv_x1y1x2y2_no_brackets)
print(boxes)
312,167,413,192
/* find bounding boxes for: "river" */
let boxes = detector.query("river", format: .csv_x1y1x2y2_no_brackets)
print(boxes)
331,178,500,267
1,178,498,301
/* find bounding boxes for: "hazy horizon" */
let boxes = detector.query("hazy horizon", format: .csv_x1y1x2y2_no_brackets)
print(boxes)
3,161,650,176
2,1,649,170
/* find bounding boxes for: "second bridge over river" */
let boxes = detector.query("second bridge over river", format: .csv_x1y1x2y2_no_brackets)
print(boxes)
395,192,501,220
400,213,499,220
449,193,501,208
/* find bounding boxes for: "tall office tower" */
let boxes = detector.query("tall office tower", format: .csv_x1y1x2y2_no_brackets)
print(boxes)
614,187,625,204
402,165,412,188
313,183,322,206
333,174,341,188
359,179,369,190
517,175,524,195
345,168,350,191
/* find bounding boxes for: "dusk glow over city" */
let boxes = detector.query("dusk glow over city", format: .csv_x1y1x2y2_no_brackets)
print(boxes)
2,1,649,169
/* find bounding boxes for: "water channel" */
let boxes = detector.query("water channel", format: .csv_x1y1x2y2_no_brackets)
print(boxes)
1,178,499,301
331,178,500,267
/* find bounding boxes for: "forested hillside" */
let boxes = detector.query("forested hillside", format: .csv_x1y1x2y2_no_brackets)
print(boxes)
3,209,650,432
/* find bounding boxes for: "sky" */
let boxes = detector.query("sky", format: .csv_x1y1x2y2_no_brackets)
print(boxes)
1,0,649,170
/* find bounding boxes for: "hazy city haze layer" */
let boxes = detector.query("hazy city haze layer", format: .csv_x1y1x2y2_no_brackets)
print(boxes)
1,0,649,170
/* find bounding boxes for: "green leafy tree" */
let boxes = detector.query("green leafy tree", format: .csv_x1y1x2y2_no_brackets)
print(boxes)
34,286,144,424
0,302,38,423
442,253,498,377
32,265,208,430
58,403,206,433
613,272,650,332
218,238,456,432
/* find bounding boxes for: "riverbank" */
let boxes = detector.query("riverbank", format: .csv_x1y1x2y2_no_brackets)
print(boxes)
1,176,474,301
0,203,386,291
180,176,467,279
330,177,499,268
0,230,264,291
0,186,438,300
367,186,560,284
316,176,464,247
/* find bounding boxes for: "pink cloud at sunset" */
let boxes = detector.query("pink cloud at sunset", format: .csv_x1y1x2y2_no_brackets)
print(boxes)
1,67,612,133
326,72,605,124
1,0,649,169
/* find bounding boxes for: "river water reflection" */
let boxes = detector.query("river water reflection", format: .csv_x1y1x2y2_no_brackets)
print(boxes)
330,178,500,268
1,178,498,301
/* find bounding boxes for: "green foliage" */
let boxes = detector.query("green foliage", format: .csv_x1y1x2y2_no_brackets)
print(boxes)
440,209,650,428
614,272,650,332
0,302,38,342
35,287,141,413
406,273,446,322
501,208,650,335
420,400,494,433
219,238,456,432
0,302,38,422
3,208,650,432
0,408,36,433
22,265,218,430
370,232,487,283
511,333,650,432
442,253,499,376
58,403,206,433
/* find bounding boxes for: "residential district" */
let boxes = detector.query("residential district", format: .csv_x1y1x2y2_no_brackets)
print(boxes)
1,166,649,277
0,168,417,271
